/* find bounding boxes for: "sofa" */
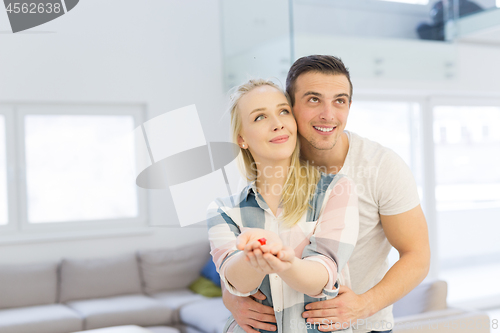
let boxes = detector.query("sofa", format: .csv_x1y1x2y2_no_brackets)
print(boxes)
0,241,230,333
0,240,491,333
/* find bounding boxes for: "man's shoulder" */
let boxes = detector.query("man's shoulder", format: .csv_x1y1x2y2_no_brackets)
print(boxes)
346,131,401,165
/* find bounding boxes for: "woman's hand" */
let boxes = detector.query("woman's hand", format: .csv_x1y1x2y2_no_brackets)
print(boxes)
236,228,296,274
236,228,283,256
246,244,296,275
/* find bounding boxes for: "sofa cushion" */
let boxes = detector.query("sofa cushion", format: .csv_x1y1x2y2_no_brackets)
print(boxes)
200,257,221,287
179,298,230,333
152,289,207,310
0,261,58,309
393,279,448,318
59,253,142,303
0,303,82,333
138,242,210,294
189,277,222,297
66,294,173,330
152,289,207,324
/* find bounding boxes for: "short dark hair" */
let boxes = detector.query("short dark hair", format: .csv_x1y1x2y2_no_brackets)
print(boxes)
286,55,353,106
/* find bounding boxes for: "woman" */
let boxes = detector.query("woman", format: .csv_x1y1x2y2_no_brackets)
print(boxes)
207,79,359,333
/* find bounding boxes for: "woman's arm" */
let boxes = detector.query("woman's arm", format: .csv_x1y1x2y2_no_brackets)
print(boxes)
224,251,266,294
207,200,269,296
275,256,330,296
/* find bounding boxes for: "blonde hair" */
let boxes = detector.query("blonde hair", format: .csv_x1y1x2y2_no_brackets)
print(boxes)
228,79,320,227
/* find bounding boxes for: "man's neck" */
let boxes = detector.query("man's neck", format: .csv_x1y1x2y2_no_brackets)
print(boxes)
300,132,349,175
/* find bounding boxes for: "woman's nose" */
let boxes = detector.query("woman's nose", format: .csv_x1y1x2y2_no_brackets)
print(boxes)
273,123,284,131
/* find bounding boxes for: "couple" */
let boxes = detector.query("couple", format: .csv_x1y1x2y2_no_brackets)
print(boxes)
206,55,430,333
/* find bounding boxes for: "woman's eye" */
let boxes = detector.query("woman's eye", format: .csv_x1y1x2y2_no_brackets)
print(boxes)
280,109,290,115
254,114,265,121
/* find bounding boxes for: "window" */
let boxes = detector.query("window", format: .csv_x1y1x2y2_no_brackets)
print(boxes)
24,115,138,224
0,104,147,238
348,101,423,190
433,105,500,303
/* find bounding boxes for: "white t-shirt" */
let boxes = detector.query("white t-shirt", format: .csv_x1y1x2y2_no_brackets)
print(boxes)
339,131,420,332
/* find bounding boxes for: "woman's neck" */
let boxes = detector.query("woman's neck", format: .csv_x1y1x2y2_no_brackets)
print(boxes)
254,158,291,198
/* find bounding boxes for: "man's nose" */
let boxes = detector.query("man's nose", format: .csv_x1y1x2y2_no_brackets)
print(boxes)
319,104,335,121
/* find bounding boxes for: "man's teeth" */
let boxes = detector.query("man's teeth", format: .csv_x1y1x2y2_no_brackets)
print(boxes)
314,126,334,132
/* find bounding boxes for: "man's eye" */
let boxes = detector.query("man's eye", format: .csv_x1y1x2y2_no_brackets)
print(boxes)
309,97,319,103
254,114,265,121
337,99,346,104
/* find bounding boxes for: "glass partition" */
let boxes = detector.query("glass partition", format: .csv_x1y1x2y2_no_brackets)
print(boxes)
221,0,291,91
444,0,500,42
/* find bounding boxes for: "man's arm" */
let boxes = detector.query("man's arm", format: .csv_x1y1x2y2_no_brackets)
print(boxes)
222,285,277,333
302,205,430,330
362,204,430,316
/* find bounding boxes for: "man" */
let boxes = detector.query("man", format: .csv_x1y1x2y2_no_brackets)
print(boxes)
222,55,430,333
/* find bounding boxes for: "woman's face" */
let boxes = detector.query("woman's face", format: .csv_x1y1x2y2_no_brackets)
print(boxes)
237,85,297,165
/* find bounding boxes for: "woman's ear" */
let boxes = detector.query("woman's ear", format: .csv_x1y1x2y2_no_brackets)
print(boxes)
237,135,248,149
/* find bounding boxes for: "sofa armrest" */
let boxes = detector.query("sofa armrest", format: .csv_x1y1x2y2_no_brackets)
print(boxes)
394,308,490,333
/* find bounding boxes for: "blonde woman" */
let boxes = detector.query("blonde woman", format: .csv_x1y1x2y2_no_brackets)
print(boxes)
207,79,359,333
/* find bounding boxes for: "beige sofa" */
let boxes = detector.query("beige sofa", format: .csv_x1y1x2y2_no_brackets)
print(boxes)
393,280,491,332
0,240,490,333
0,241,229,333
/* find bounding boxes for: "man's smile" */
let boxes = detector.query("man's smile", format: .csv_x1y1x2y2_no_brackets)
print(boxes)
313,125,336,134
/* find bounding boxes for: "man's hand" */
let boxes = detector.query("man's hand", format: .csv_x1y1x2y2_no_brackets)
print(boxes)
302,285,370,332
222,288,277,333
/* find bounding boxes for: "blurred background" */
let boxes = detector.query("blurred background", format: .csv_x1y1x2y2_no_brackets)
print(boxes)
1,0,499,321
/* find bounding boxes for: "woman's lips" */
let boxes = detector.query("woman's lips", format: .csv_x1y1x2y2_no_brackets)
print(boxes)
270,135,289,143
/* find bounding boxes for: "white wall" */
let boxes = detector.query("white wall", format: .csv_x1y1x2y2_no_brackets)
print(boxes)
0,0,227,264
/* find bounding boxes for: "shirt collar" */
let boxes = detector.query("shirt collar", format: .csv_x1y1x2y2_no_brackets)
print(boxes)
244,180,258,202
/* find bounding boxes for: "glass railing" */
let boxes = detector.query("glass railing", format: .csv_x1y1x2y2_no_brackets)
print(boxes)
220,0,461,87
443,1,500,42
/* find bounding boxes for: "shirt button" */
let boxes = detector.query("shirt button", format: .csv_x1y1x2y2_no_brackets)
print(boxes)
275,275,278,280
276,308,281,312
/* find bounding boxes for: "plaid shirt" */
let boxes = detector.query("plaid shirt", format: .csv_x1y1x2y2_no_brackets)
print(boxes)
207,173,359,333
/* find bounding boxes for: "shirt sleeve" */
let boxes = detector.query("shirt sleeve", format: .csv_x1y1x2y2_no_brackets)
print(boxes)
206,199,259,297
302,176,359,298
376,149,421,216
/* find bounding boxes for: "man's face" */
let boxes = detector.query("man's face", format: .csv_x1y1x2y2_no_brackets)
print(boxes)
292,72,351,151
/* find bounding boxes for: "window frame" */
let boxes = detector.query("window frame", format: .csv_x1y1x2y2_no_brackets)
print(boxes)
0,103,149,241
0,106,19,233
